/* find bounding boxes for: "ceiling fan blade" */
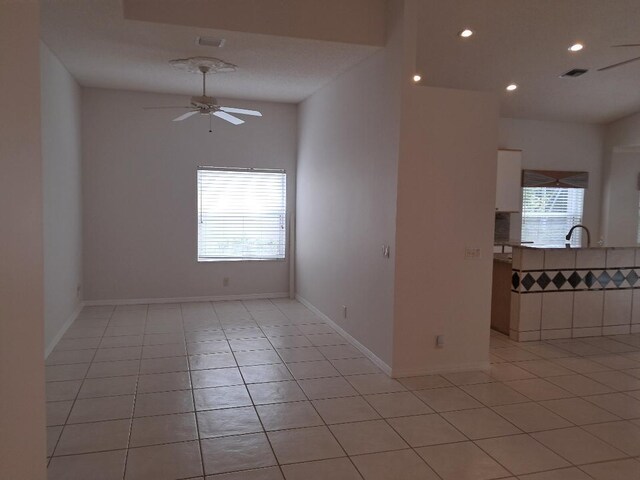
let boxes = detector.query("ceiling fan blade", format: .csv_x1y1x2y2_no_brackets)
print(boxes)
172,110,199,122
219,107,263,117
612,44,640,47
598,55,640,71
213,111,245,125
143,106,191,110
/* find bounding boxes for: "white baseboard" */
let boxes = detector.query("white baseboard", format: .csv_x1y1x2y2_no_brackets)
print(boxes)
83,292,290,307
45,301,85,359
391,361,491,378
295,294,393,376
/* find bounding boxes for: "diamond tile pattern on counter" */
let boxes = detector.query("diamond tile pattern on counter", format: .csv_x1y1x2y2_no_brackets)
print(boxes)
46,299,640,479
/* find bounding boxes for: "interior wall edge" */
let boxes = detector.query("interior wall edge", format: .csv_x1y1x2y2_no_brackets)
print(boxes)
44,302,84,359
295,294,393,376
391,361,491,379
82,292,289,307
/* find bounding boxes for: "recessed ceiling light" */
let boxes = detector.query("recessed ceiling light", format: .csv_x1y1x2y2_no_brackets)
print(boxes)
506,83,518,92
569,43,584,52
413,74,422,82
459,29,474,38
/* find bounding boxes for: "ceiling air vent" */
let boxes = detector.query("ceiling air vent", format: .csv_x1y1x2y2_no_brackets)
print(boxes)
197,36,226,48
560,68,588,78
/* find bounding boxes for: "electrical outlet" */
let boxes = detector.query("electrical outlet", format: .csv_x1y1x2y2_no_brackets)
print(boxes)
464,247,481,259
223,277,230,287
342,305,347,318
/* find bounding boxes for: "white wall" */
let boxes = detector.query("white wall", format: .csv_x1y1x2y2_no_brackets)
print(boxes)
393,86,499,376
0,2,47,478
603,152,640,246
601,111,640,245
499,118,605,243
82,88,297,301
296,2,405,368
41,43,83,353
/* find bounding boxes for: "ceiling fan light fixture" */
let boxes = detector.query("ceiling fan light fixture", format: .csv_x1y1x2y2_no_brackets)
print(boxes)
412,74,422,82
569,43,584,52
459,28,474,38
506,83,518,92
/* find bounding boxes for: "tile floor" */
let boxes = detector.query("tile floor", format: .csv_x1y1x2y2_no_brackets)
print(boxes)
46,299,640,479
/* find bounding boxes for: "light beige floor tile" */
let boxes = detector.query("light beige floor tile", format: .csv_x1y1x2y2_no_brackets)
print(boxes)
68,395,134,423
345,373,406,395
546,374,613,396
582,420,640,456
531,427,627,465
47,400,74,426
46,380,83,402
518,467,593,479
47,449,126,480
281,458,361,480
504,378,573,401
514,359,574,377
46,363,91,382
141,343,187,358
93,346,142,362
130,412,198,447
364,391,433,418
351,449,439,480
553,357,611,374
318,344,365,360
398,375,452,390
55,337,102,351
247,380,307,404
191,367,244,388
414,386,483,412
489,363,537,381
55,419,130,455
206,466,284,479
256,401,323,431
492,402,572,432
329,419,408,455
590,354,640,370
388,414,466,446
417,441,510,480
125,440,203,480
442,408,521,439
86,360,139,378
228,338,273,352
585,392,640,419
134,390,193,417
139,356,189,374
330,357,381,375
492,347,541,362
462,383,530,406
194,385,253,410
198,406,264,438
540,397,621,424
442,371,494,386
234,350,282,366
267,426,345,464
312,396,380,424
202,433,277,475
476,434,570,475
275,346,325,362
241,364,292,383
585,370,640,391
189,352,237,370
78,376,138,398
137,371,191,393
47,426,63,456
269,335,313,348
287,360,340,379
298,376,359,400
47,349,97,365
579,458,640,480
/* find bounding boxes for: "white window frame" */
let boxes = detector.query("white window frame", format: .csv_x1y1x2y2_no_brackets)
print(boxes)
521,186,585,248
197,166,287,262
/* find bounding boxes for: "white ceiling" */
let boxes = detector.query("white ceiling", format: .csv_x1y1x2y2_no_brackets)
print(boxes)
416,0,640,124
40,0,381,103
42,0,640,124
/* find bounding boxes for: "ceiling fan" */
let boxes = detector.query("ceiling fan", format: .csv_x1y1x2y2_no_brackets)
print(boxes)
598,44,640,72
145,58,262,130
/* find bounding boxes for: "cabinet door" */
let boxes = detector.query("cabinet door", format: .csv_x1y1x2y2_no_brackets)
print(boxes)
496,150,522,212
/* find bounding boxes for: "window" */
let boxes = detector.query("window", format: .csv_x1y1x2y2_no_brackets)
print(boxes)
521,187,585,247
197,167,286,261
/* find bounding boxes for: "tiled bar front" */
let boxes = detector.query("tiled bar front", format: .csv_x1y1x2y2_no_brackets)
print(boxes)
510,246,640,341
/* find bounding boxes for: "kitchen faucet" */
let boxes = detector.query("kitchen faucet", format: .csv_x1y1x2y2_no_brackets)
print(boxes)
565,224,591,248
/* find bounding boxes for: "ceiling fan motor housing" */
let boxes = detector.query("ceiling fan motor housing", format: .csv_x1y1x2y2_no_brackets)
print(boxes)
191,96,218,109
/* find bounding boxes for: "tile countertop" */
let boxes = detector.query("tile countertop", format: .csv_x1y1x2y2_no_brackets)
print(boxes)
511,244,639,250
493,254,512,264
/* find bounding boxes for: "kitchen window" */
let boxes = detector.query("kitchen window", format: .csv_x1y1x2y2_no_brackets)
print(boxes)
521,187,585,247
197,167,287,261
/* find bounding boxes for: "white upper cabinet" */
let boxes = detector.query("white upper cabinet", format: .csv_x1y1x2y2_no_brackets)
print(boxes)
496,149,522,212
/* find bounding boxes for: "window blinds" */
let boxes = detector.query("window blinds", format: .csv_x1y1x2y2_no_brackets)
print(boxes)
521,187,585,247
197,168,287,261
